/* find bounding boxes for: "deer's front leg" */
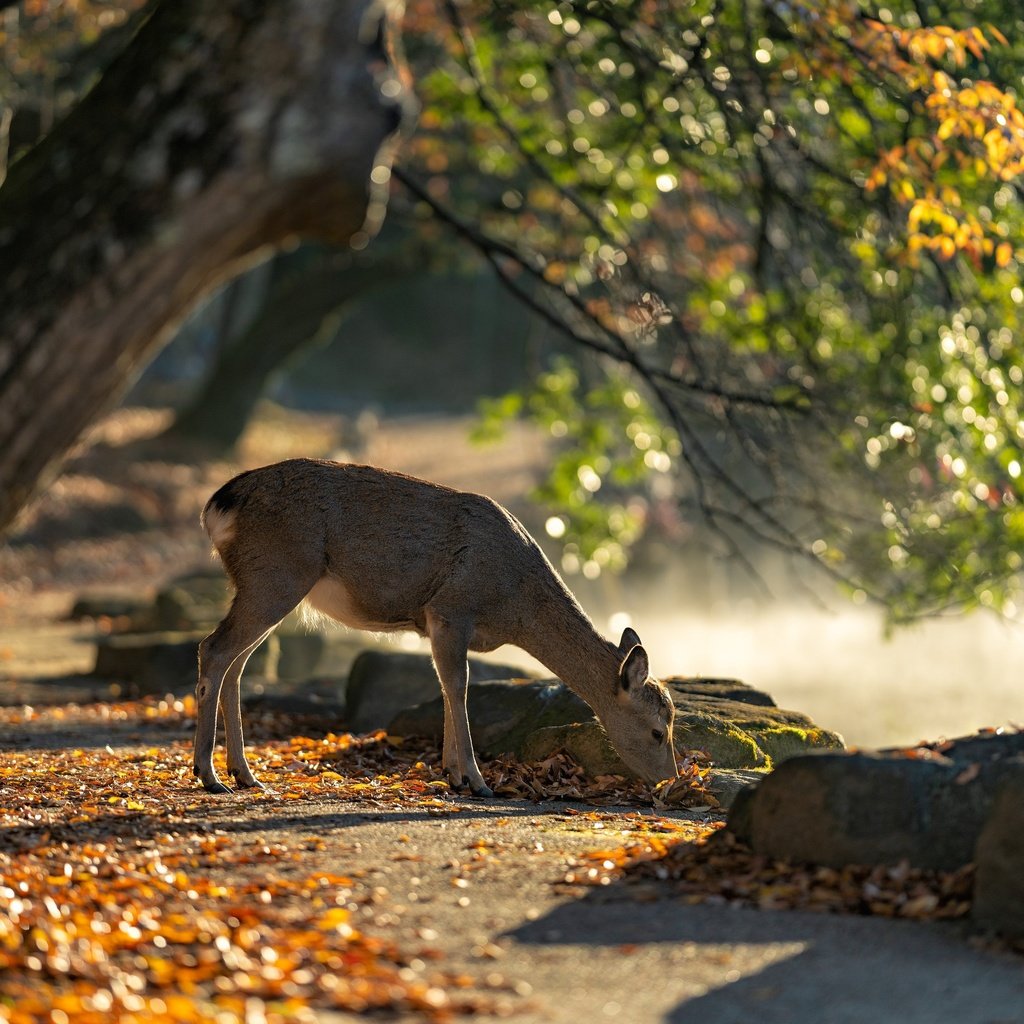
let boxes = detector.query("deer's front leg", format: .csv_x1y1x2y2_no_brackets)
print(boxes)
439,687,460,786
427,611,493,798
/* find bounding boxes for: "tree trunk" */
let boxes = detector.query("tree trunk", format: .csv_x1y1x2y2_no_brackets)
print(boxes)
0,0,408,533
163,248,412,452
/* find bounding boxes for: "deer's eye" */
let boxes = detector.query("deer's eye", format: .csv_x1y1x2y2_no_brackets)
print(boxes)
651,729,665,744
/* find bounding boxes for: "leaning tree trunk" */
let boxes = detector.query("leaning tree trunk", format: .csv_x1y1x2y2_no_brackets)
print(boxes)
0,0,408,533
162,246,414,452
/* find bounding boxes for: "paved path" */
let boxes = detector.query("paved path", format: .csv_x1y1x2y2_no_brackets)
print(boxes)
186,794,1024,1024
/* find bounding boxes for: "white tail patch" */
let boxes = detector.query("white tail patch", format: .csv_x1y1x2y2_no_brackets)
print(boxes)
204,505,237,554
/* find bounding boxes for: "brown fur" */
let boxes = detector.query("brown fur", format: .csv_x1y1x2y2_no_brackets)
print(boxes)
193,459,678,795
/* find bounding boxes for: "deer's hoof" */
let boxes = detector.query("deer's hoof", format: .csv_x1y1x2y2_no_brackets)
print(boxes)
201,779,232,795
230,772,264,791
467,778,494,798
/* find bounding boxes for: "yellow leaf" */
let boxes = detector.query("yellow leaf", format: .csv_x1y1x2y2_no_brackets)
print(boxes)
996,242,1013,267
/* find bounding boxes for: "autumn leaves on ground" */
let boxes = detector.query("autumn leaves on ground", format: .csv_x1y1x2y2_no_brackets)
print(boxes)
0,696,708,1022
0,694,981,1024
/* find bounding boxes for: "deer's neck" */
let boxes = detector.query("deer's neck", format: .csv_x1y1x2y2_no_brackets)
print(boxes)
516,587,620,718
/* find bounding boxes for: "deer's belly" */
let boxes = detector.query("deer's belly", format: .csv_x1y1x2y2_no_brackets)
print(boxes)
304,575,418,634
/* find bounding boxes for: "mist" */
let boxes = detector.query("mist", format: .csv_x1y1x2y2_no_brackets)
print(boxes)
636,605,1024,750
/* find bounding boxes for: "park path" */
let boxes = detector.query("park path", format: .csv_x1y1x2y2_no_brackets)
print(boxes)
1,693,1022,1023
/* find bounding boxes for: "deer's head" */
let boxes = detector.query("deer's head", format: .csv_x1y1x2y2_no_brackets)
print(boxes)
601,628,678,785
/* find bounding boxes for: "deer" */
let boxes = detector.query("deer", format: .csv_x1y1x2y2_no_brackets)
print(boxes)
192,459,679,796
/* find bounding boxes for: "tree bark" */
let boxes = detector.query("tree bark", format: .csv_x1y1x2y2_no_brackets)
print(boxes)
162,247,414,452
0,0,408,533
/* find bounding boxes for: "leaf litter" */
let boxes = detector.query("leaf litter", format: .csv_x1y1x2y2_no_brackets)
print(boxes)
561,827,975,923
0,692,1009,1023
0,694,715,1022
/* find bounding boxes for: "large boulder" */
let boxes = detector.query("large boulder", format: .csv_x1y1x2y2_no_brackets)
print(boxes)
387,675,842,774
388,678,590,751
728,735,1024,872
972,773,1024,939
665,677,776,707
345,651,535,733
93,631,278,695
275,628,375,681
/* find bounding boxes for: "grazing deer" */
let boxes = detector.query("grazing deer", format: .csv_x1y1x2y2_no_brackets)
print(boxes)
193,459,679,795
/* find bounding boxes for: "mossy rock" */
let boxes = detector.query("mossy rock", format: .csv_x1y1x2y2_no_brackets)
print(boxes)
754,723,845,763
520,722,766,807
388,678,580,751
666,685,844,767
351,653,536,734
662,676,776,707
519,722,624,775
388,676,842,773
675,709,769,768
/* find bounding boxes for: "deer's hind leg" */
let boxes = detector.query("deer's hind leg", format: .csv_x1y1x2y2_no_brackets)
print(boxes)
219,629,274,789
194,575,316,794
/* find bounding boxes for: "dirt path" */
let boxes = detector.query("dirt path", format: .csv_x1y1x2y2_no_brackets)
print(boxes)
1,699,1023,1024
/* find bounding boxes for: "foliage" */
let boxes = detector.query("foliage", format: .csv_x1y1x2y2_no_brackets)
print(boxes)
476,359,678,572
399,0,1024,620
0,0,145,173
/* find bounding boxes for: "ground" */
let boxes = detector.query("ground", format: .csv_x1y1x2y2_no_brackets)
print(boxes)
2,407,1024,1022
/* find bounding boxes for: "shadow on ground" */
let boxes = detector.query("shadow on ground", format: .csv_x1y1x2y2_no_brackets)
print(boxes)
509,869,1024,1024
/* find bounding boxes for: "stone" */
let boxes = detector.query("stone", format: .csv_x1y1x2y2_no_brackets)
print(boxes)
973,773,1024,939
387,675,842,773
275,629,372,681
93,631,278,695
664,680,843,765
519,721,624,776
150,572,230,631
663,677,776,707
68,592,152,621
345,651,534,733
242,676,348,718
728,742,1024,871
388,678,589,751
914,730,1024,765
705,768,767,811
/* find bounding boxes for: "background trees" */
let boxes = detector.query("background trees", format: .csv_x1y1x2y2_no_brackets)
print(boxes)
3,0,1024,621
397,0,1024,619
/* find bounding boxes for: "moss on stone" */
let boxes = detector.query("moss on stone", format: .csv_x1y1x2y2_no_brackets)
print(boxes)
751,723,845,764
675,711,769,769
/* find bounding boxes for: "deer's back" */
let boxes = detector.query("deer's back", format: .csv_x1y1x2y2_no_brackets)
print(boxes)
206,460,557,632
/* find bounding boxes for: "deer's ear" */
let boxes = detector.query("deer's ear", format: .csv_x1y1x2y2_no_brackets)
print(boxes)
618,626,642,654
618,644,649,695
